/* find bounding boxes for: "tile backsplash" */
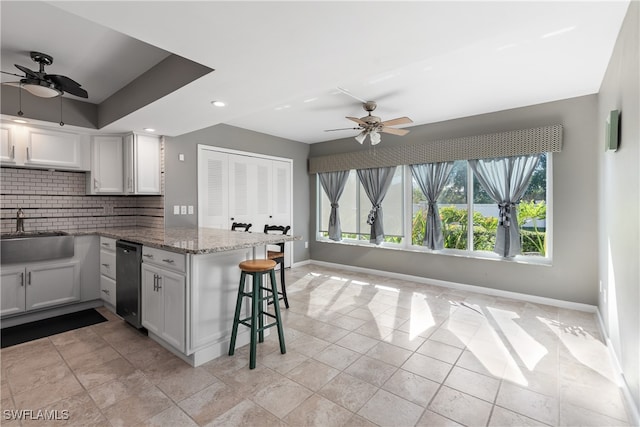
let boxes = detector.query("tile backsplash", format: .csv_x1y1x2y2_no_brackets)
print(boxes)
0,167,164,233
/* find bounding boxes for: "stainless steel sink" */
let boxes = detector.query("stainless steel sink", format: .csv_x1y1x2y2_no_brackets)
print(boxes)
1,231,75,264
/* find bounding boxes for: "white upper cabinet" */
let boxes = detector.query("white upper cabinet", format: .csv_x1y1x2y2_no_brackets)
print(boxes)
87,135,124,194
0,121,89,171
124,133,162,195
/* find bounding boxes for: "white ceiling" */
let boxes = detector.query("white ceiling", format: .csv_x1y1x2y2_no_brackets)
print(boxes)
1,1,630,143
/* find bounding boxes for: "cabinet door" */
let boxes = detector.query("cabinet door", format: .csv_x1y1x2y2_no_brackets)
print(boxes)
159,269,185,351
124,134,135,193
0,124,16,164
271,160,292,267
229,155,273,232
24,127,81,169
100,275,116,306
26,261,80,311
135,134,161,194
141,264,163,335
91,136,124,193
198,149,229,228
1,266,26,316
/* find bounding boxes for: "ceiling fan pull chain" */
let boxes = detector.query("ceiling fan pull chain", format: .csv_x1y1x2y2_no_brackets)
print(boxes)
17,84,24,117
59,95,64,126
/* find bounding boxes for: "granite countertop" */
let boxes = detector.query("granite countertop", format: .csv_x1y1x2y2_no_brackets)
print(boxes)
70,227,300,255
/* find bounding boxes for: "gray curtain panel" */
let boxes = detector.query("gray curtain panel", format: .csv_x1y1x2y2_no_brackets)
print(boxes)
469,154,540,257
318,171,350,241
356,166,397,245
410,162,454,250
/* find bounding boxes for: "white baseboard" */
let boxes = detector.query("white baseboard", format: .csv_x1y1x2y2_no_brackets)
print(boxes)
595,310,640,426
309,259,596,312
292,259,311,268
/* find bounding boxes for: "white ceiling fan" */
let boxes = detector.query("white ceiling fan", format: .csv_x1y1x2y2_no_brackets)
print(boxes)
325,87,413,145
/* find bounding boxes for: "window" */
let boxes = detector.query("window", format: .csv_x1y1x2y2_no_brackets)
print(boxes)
319,154,550,260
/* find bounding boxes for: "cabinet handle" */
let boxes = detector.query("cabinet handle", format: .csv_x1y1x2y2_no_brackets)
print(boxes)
102,289,110,295
27,271,31,285
153,274,157,291
102,263,110,268
101,242,110,247
156,276,162,291
20,272,24,287
162,259,174,264
128,178,133,191
26,146,30,160
94,178,99,190
11,145,15,160
143,254,153,259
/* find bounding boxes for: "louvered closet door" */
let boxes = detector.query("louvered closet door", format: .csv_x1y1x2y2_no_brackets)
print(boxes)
272,160,292,267
228,154,252,227
198,149,229,228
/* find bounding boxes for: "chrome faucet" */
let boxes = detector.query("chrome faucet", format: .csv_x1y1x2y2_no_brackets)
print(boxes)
16,208,25,233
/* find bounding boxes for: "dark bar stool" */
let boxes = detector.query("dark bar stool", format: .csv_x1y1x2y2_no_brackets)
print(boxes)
228,259,286,369
264,225,291,309
231,222,252,232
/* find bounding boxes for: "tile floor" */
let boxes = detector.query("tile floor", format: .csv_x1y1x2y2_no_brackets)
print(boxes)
0,264,633,427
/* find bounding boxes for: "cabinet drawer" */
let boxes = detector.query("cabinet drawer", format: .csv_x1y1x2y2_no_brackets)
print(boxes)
100,237,116,252
142,246,185,273
100,275,116,306
100,249,116,279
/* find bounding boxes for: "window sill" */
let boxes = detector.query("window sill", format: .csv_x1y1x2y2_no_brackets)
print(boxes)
315,237,552,267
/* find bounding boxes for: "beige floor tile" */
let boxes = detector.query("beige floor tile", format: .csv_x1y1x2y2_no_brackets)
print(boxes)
286,359,340,391
382,368,439,407
49,328,109,359
489,406,549,426
455,349,506,378
283,393,353,427
318,372,378,413
496,381,558,425
6,360,71,395
559,402,630,427
207,399,286,427
335,332,379,354
1,339,63,376
326,314,368,331
415,409,464,426
358,388,424,427
138,405,199,427
216,364,282,396
428,327,471,349
365,341,413,367
20,391,107,427
102,385,173,427
73,356,137,389
286,333,331,357
63,345,121,371
354,321,394,339
201,352,250,377
345,355,398,387
429,386,493,426
313,343,361,370
178,381,245,426
156,364,218,402
402,353,453,383
558,379,628,422
416,339,464,364
444,366,500,403
343,413,379,427
12,368,83,410
260,349,308,374
250,375,313,418
88,370,154,409
123,343,180,373
383,330,427,351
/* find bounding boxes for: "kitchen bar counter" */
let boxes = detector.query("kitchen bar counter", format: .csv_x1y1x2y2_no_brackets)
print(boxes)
71,226,299,254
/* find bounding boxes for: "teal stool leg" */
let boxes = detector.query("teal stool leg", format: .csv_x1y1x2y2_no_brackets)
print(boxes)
228,271,246,356
269,269,286,354
258,272,265,344
249,272,259,369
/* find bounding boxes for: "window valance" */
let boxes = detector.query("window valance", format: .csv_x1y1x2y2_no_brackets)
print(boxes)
308,124,562,174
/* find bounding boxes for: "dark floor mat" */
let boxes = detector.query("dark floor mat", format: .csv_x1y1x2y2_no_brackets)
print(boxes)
1,309,108,349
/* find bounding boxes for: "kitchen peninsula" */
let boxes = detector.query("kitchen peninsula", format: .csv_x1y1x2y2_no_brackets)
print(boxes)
88,226,299,367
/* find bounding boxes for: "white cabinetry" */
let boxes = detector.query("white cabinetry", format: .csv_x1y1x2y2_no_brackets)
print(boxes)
198,147,292,237
99,237,117,309
141,246,185,352
0,261,80,316
87,136,124,194
124,133,161,195
0,121,89,170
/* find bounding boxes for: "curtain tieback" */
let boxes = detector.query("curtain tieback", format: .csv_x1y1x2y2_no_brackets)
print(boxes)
367,204,381,225
331,203,339,209
498,202,516,227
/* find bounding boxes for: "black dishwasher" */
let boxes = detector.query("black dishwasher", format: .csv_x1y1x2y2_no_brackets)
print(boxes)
116,240,143,328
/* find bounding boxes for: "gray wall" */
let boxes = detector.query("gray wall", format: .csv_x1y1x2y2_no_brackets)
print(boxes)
164,124,311,262
597,1,639,415
309,94,600,305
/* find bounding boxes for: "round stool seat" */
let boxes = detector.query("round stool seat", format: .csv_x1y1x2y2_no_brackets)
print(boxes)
239,259,277,273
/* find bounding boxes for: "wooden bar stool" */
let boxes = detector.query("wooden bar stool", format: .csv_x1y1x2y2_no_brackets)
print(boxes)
228,259,286,369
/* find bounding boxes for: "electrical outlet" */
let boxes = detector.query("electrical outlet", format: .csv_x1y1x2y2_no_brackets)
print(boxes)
304,241,309,249
181,205,187,215
179,153,185,161
173,205,180,215
188,205,194,215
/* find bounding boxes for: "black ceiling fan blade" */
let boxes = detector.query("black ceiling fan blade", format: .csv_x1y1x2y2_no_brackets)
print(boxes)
15,64,39,79
48,74,88,98
1,70,24,78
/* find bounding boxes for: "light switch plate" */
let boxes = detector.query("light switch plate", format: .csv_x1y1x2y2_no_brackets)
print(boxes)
188,205,194,215
173,205,180,215
179,153,185,161
181,205,187,215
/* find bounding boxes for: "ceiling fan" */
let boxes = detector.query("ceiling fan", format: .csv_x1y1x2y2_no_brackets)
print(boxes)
1,51,88,99
325,87,413,145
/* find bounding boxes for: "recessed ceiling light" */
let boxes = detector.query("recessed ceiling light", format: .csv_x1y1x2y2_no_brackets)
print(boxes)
211,101,226,107
144,128,156,132
12,119,28,124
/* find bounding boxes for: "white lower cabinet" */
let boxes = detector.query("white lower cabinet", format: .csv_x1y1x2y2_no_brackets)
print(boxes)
0,261,80,316
99,237,117,311
142,259,186,352
100,275,116,307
